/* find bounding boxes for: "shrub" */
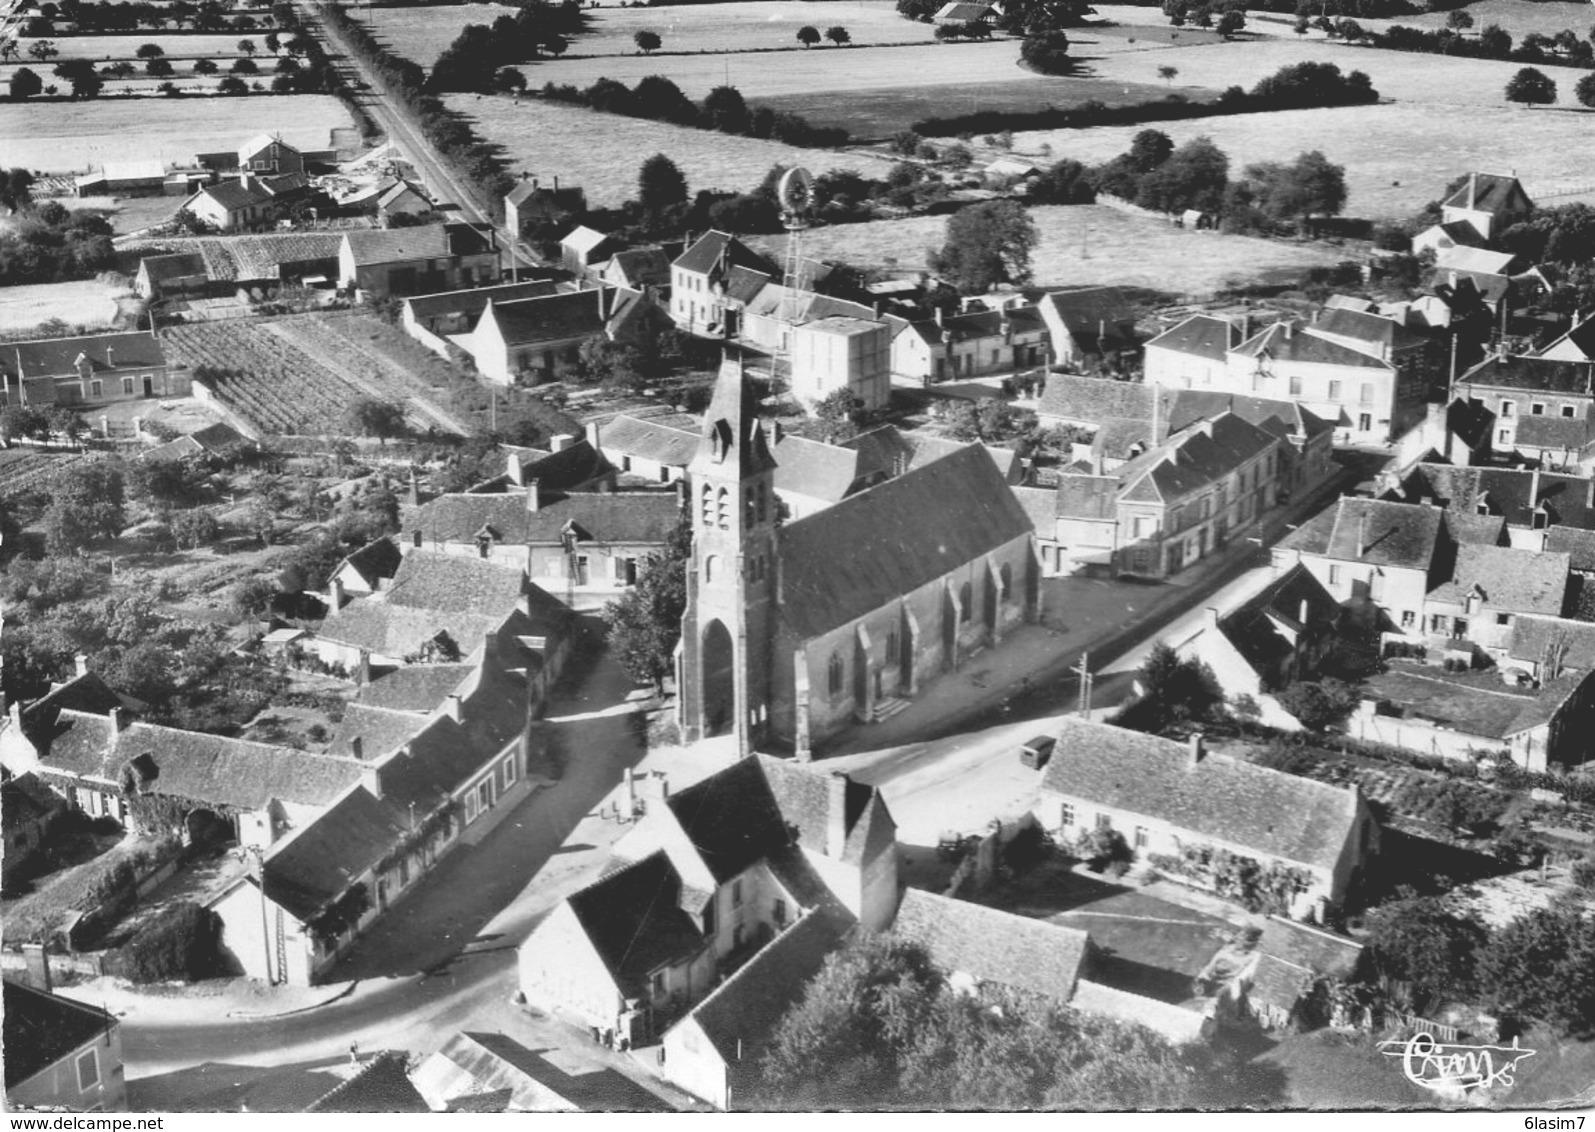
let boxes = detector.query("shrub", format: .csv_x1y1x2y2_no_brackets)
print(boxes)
107,902,226,983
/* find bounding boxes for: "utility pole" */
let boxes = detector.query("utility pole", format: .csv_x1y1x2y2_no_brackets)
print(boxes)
1071,651,1093,717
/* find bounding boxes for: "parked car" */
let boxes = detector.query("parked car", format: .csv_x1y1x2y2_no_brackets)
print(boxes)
1020,735,1055,769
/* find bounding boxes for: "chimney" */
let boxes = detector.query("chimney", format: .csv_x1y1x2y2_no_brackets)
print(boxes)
553,175,559,192
597,285,609,321
1205,607,1220,629
108,706,126,739
1188,732,1205,767
328,576,346,611
407,468,420,507
411,528,423,549
1299,598,1310,625
1469,171,1477,210
765,419,782,447
1356,512,1369,559
674,478,687,511
357,649,371,686
1530,466,1541,507
74,653,89,678
21,943,51,995
444,693,463,722
106,345,115,368
826,772,848,858
934,306,944,328
349,735,363,761
362,761,383,801
526,478,541,512
484,628,499,659
585,419,601,449
507,450,525,487
551,434,577,453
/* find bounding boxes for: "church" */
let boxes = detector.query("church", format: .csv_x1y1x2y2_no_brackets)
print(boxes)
677,358,1041,757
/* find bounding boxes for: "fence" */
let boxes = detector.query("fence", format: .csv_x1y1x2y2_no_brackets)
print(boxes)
1381,1008,1461,1044
188,379,264,442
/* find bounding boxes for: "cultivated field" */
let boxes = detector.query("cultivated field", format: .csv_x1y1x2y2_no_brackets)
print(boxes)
0,278,132,333
448,95,898,207
1343,0,1595,39
11,33,252,60
66,194,181,236
345,2,517,67
748,204,1349,299
0,95,356,172
1015,99,1595,220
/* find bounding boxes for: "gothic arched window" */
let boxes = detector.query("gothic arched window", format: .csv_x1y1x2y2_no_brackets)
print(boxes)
700,483,714,527
716,488,730,530
828,652,844,697
959,581,973,623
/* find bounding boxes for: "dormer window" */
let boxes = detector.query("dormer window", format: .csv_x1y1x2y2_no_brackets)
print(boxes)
1532,509,1549,530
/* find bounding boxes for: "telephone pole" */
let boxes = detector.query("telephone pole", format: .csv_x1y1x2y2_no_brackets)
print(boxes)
1071,651,1093,718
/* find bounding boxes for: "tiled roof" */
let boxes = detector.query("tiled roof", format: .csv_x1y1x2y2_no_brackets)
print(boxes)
412,490,682,547
776,442,1032,639
1012,484,1058,531
1456,353,1594,396
1040,285,1137,350
673,230,779,278
263,786,407,922
566,852,705,998
757,754,895,868
1546,527,1595,573
903,433,1020,482
1426,545,1569,616
676,908,851,1065
1256,916,1365,981
1233,323,1391,370
110,722,362,810
892,889,1091,1002
482,288,618,348
1054,474,1118,521
1514,413,1595,453
344,223,493,267
1500,670,1592,737
936,1,996,19
402,279,559,323
385,551,526,614
773,434,864,504
356,664,475,714
1438,245,1517,276
328,702,430,761
0,331,165,381
1115,413,1279,504
182,232,344,282
605,247,671,288
138,252,207,282
337,536,404,590
1312,307,1427,353
1037,373,1155,425
377,179,429,209
315,599,512,661
304,1051,431,1113
1144,314,1232,362
1404,464,1595,531
1278,497,1442,571
3,773,63,828
1442,173,1526,214
414,1033,580,1112
594,413,698,469
3,980,118,1089
196,177,274,211
1359,662,1547,740
1168,390,1332,440
1442,511,1507,547
1216,564,1339,676
1039,719,1361,871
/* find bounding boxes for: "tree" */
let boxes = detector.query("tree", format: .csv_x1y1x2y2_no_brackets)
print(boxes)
44,461,126,553
603,519,691,691
1477,907,1595,1036
1479,22,1511,54
1275,676,1358,729
1292,14,1308,35
633,29,661,54
217,75,248,94
1019,31,1072,75
345,398,406,444
637,153,688,219
108,60,136,78
9,66,43,100
1158,64,1178,85
28,40,59,63
265,31,281,53
158,81,181,97
237,37,256,55
230,57,257,74
1243,149,1347,233
1505,66,1557,106
193,58,218,74
147,57,174,76
1029,157,1094,204
813,388,866,444
826,25,851,46
1364,891,1488,1011
702,84,750,133
1117,641,1222,731
931,199,1038,293
1216,9,1245,36
1445,8,1473,31
171,507,220,549
231,575,277,621
1576,72,1595,109
1136,134,1229,214
493,66,526,95
135,42,164,58
797,24,821,47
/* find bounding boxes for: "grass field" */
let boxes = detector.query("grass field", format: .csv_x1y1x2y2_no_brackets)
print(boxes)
350,2,517,67
0,95,355,172
0,278,131,333
748,204,1348,298
449,94,897,207
1346,0,1595,39
1015,97,1595,220
12,33,251,60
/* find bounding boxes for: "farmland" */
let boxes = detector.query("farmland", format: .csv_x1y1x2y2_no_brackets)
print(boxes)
748,204,1350,299
0,278,133,334
163,314,473,437
11,33,253,60
0,95,355,172
1341,0,1595,40
447,95,897,208
1014,99,1595,220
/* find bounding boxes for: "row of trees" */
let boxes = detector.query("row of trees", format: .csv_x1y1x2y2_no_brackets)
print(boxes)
0,192,116,286
1356,18,1595,72
426,0,584,93
24,0,255,33
538,74,849,149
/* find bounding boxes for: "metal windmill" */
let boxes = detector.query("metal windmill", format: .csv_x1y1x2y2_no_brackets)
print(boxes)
775,167,816,397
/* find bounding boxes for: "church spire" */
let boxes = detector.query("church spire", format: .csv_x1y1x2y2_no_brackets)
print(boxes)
693,349,777,477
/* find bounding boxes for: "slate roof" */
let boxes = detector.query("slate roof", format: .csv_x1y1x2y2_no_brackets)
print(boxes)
138,252,207,283
3,773,63,829
356,664,475,714
560,225,611,256
413,1033,580,1113
305,1051,431,1113
893,889,1091,1002
3,979,118,1089
1442,511,1508,548
1437,245,1517,276
1313,307,1427,354
673,230,779,279
1443,173,1527,214
402,279,560,323
1012,484,1058,532
1040,285,1138,351
1257,916,1365,981
1404,464,1595,531
1168,391,1331,440
676,908,851,1065
663,758,792,884
936,0,996,18
1037,373,1155,425
315,599,512,660
344,223,493,267
566,852,705,997
0,331,165,381
195,177,274,212
1536,315,1595,363
1359,662,1576,740
776,442,1031,639
1513,413,1595,453
1233,322,1391,370
263,786,407,922
605,247,671,289
773,434,866,503
482,288,624,347
336,536,404,591
384,551,526,614
1457,353,1595,396
902,433,1021,482
1416,219,1487,248
20,671,129,731
1039,719,1362,871
505,437,615,493
1216,564,1340,675
1144,314,1233,362
1547,527,1595,573
1277,496,1443,571
1054,474,1118,522
412,490,681,547
1426,545,1569,616
594,413,699,469
328,702,431,761
377,180,430,210
1113,412,1278,505
757,754,895,869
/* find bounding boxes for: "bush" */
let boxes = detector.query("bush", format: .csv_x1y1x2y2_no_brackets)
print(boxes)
107,902,226,983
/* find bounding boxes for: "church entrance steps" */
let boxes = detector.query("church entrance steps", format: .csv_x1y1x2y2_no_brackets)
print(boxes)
872,697,911,722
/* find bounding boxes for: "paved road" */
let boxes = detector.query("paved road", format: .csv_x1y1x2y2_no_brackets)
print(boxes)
297,0,541,274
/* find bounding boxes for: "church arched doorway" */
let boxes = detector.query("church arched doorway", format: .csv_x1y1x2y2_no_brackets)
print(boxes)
701,619,735,737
